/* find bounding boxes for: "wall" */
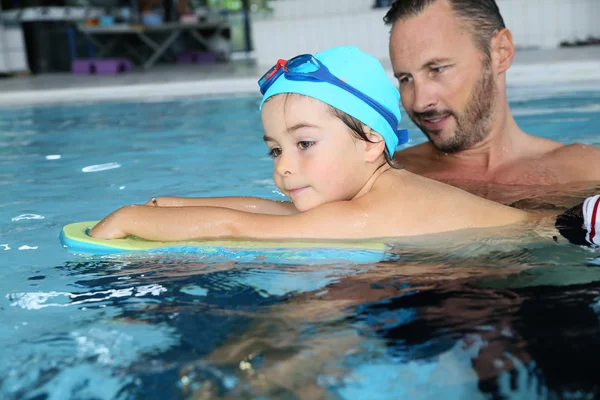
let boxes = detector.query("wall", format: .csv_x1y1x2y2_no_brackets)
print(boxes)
252,0,389,65
0,22,29,74
498,0,600,49
251,0,600,66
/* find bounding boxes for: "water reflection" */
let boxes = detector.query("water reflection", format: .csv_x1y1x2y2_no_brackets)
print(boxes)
3,244,600,399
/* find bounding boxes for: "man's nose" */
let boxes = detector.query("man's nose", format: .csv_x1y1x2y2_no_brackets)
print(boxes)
412,80,438,114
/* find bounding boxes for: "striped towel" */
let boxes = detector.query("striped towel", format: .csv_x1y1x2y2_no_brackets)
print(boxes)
583,194,600,246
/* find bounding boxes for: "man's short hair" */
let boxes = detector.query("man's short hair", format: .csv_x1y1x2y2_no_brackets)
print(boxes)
384,0,506,60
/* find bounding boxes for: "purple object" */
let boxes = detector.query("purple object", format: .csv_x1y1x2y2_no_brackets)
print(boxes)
177,51,220,64
71,59,133,75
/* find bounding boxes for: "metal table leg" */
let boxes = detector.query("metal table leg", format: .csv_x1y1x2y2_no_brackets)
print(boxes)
122,41,147,65
187,28,210,48
138,29,181,69
80,31,119,58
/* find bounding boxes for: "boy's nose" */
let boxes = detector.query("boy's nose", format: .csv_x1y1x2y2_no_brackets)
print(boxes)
275,153,295,177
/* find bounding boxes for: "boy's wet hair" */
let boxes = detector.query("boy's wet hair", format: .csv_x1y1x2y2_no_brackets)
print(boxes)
384,0,506,62
327,106,402,169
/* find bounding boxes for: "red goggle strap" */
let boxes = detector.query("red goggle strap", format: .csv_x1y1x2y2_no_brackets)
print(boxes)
265,59,288,81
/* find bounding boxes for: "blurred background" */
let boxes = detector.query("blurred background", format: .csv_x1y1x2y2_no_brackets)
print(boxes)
0,0,599,76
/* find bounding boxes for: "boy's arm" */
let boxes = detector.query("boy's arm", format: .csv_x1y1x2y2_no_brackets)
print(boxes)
144,196,298,216
89,189,532,242
88,201,381,241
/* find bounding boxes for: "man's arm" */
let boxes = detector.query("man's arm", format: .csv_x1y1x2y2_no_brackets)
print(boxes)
144,196,298,216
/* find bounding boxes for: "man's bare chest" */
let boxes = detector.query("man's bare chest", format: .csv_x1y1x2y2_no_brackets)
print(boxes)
413,158,563,186
406,159,578,207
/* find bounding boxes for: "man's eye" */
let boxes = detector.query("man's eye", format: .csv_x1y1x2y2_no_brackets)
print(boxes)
298,141,315,150
431,65,448,74
267,148,282,158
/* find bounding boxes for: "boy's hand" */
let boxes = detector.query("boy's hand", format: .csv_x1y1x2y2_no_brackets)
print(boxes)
89,206,135,239
144,197,160,207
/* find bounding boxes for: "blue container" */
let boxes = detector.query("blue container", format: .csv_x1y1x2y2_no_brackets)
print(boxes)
142,14,163,25
99,15,115,25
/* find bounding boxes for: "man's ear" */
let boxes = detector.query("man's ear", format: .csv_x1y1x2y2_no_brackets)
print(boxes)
363,126,387,163
491,28,514,74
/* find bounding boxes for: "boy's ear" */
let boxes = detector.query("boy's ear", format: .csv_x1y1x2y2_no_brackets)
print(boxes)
362,126,387,162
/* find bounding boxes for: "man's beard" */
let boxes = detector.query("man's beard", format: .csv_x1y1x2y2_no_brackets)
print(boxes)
410,65,497,154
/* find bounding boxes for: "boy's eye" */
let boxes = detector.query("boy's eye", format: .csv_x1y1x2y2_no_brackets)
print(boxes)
298,141,315,150
267,148,282,158
431,65,447,74
398,76,412,85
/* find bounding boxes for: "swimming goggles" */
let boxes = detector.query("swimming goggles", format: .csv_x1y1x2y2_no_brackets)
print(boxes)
258,54,408,145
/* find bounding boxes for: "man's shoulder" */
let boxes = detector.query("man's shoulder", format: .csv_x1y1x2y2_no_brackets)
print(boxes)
544,142,600,161
521,136,599,162
540,142,600,181
525,136,564,155
520,136,599,169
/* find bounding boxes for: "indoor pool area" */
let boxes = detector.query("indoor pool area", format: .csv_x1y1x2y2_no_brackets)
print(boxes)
2,77,600,399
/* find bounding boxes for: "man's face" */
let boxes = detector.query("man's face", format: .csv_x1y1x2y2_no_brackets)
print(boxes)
389,0,497,153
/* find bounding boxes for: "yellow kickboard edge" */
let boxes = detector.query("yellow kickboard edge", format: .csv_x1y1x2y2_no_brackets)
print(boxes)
60,221,387,254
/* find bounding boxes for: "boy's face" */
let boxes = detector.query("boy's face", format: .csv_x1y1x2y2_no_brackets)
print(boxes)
261,94,374,212
389,0,498,153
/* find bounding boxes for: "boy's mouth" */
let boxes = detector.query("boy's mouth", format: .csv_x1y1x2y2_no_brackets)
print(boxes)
288,187,308,197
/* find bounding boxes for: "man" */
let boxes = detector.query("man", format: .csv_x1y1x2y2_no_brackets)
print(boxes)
385,0,600,207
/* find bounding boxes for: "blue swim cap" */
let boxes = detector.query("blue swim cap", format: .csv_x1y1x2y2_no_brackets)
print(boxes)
259,46,403,155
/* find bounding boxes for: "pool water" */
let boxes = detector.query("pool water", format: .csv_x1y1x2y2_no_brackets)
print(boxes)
1,87,600,399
